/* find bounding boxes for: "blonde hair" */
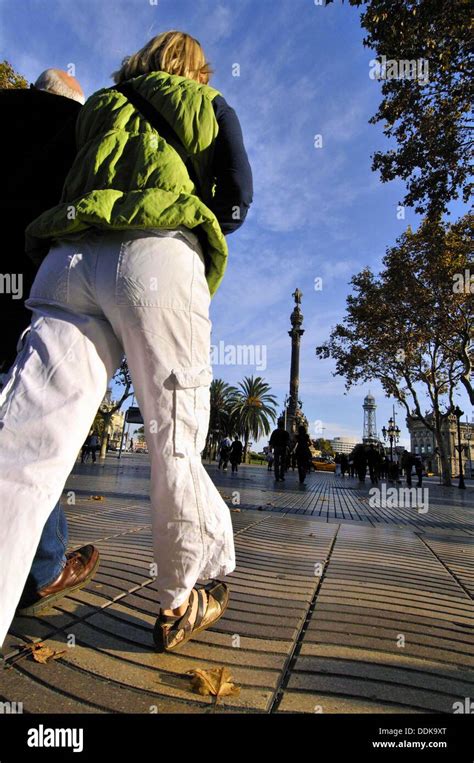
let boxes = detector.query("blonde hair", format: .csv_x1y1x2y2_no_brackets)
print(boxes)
112,31,213,85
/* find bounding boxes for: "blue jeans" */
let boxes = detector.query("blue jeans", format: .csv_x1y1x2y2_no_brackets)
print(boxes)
24,500,68,594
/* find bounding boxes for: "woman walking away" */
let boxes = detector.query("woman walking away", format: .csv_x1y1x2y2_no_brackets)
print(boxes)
0,31,253,652
293,425,312,485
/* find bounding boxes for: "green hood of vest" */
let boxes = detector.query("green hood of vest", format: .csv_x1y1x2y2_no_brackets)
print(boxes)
26,71,229,296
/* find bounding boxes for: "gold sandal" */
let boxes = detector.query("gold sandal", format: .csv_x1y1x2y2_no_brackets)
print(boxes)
153,580,229,653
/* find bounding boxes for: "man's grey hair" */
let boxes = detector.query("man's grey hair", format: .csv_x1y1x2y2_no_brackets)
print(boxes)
34,69,85,105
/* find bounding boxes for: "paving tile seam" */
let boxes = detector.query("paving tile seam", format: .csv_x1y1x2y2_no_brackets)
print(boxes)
308,611,474,636
321,565,469,581
310,601,472,636
302,630,472,660
300,644,472,672
280,685,440,714
312,599,473,625
316,590,473,612
415,533,474,601
316,580,471,596
290,666,471,698
320,578,469,597
307,616,474,644
300,638,472,668
320,581,472,599
68,525,152,547
237,505,472,531
293,655,474,684
268,525,341,713
7,664,114,713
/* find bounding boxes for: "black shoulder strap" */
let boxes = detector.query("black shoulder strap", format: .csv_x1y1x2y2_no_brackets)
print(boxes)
111,81,202,196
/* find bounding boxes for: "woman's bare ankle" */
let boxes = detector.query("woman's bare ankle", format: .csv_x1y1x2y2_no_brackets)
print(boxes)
161,597,189,618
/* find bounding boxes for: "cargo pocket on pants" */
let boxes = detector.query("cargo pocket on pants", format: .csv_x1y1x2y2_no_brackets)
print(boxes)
171,365,213,458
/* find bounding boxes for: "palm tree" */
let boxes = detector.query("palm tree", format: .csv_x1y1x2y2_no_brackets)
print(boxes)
205,379,238,460
230,376,278,461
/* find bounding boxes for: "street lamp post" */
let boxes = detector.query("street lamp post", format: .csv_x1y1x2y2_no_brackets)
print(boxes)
465,419,472,480
453,406,466,490
381,409,401,462
283,395,288,432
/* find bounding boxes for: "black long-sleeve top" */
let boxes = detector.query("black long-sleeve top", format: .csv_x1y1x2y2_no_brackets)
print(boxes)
210,95,253,235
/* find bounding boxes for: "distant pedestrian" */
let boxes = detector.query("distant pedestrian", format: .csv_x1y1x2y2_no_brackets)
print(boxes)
414,456,423,487
269,420,290,482
367,445,380,485
388,460,401,483
381,456,390,480
266,451,274,471
353,448,367,483
401,450,413,486
81,432,93,463
340,453,348,477
293,425,312,484
89,433,100,463
229,437,243,473
218,436,232,471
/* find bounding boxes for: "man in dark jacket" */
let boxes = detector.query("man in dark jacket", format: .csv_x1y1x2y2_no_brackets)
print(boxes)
269,420,290,482
229,437,243,473
0,69,83,372
367,445,381,485
0,69,101,616
414,456,423,487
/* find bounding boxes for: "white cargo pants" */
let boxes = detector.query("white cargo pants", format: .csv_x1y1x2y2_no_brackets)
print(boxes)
0,228,235,647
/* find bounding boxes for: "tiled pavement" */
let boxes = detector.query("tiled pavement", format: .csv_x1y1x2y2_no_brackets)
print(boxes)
1,457,473,714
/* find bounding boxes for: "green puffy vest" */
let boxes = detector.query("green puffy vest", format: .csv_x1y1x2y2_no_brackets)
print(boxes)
25,71,228,296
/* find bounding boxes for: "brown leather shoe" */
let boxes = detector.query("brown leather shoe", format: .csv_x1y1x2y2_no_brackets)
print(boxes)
16,545,100,616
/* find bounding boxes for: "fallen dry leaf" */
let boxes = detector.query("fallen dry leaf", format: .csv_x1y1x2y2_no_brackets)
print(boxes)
30,643,66,664
89,495,105,501
231,508,241,513
187,667,240,701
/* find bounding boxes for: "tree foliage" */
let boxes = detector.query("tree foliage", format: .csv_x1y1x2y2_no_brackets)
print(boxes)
316,213,473,484
229,376,278,459
0,60,28,89
345,0,473,216
96,358,133,457
204,379,238,459
314,438,335,455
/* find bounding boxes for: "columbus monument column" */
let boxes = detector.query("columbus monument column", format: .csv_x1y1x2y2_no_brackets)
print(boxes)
286,288,305,436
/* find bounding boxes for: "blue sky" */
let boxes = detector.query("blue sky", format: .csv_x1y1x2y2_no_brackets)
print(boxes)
1,0,471,448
